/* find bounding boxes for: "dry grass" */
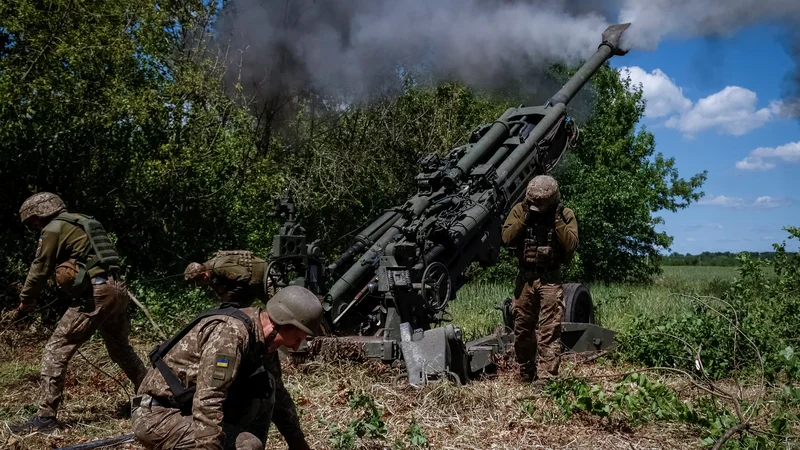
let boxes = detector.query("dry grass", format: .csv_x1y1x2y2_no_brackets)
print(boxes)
0,323,770,450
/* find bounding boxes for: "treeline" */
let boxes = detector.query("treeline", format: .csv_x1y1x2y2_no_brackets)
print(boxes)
662,251,789,266
0,0,707,310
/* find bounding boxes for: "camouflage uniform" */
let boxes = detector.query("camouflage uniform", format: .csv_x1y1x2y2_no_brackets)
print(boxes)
187,251,267,306
132,307,309,450
21,209,146,418
501,178,578,380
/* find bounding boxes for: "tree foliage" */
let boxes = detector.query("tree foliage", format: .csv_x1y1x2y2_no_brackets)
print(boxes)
0,0,280,308
556,66,707,283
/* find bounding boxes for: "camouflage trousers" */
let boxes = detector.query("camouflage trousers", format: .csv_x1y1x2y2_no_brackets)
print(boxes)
38,278,146,418
131,396,275,450
512,273,565,379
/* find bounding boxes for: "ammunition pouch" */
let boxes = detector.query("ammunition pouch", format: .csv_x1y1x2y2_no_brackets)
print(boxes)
523,244,556,266
55,258,90,296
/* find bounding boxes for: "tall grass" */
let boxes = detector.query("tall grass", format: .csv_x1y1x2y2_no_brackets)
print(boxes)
449,266,738,339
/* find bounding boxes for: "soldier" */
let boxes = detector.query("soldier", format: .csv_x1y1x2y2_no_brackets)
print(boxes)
10,192,146,433
184,250,267,307
132,285,320,450
501,176,578,382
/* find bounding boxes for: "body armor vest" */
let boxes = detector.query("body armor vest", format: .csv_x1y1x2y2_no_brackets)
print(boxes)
213,250,254,277
523,209,561,269
52,212,121,294
148,305,271,415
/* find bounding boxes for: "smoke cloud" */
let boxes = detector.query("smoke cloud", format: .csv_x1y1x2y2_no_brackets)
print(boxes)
216,0,800,113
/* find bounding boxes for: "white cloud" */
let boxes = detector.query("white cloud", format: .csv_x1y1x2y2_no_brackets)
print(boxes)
620,67,784,137
686,237,697,242
751,141,800,163
735,156,776,171
736,141,800,171
698,195,786,209
665,86,776,136
698,195,745,207
621,66,691,118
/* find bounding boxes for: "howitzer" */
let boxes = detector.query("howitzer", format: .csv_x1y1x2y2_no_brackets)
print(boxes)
269,24,630,385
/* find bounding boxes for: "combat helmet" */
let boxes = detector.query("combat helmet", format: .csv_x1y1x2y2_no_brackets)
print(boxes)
184,262,207,281
267,285,323,336
19,192,66,224
525,175,560,212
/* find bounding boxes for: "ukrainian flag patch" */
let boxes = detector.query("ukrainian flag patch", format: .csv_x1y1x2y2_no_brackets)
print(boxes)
216,358,229,368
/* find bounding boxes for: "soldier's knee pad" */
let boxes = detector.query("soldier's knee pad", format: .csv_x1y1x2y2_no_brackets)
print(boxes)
234,432,263,450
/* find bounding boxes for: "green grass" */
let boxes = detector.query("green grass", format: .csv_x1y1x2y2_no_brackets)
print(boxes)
0,361,39,389
449,266,740,339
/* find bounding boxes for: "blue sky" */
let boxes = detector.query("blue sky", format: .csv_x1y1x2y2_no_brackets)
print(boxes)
608,24,799,254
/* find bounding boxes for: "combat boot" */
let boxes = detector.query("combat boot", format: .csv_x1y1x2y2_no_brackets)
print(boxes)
9,415,59,434
518,361,537,383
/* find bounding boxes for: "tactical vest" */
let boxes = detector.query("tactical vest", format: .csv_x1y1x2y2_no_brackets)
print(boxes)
147,305,271,415
213,250,254,277
523,209,561,270
52,212,121,293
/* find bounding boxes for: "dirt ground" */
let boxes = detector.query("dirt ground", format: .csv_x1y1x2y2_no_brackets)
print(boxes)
0,323,708,450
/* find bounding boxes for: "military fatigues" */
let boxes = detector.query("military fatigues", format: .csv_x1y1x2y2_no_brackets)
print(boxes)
203,251,267,306
132,307,307,450
21,212,146,418
502,202,578,379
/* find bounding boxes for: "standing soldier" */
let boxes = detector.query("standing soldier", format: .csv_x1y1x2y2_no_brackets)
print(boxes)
132,285,319,450
501,176,578,382
184,251,267,307
10,192,146,433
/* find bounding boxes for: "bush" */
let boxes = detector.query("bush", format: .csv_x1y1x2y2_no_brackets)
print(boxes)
618,227,800,380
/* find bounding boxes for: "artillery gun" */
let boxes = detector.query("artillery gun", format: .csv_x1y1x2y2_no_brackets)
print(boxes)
267,24,630,386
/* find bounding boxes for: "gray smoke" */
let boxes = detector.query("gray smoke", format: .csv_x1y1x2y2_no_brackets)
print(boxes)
217,0,800,113
217,0,613,105
619,0,800,50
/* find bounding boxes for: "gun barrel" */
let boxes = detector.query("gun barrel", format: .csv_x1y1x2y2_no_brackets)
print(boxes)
497,23,630,196
548,23,630,107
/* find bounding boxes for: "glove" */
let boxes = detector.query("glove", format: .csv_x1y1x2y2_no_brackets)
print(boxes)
18,301,36,313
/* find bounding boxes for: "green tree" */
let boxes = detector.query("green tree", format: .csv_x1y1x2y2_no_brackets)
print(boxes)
0,0,279,308
557,65,707,283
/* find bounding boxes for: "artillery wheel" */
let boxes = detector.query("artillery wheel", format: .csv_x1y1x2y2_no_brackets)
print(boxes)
264,260,285,301
421,262,452,312
563,283,595,324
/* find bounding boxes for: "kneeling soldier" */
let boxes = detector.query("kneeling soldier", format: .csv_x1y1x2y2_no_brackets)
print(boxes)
132,285,320,450
184,250,267,307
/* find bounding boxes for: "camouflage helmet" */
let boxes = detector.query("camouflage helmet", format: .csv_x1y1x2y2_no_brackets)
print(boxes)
19,192,66,224
525,175,560,212
267,285,323,336
184,262,207,281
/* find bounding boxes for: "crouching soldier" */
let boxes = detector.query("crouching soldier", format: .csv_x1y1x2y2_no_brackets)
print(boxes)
11,192,146,433
501,175,578,382
132,285,320,450
184,251,267,307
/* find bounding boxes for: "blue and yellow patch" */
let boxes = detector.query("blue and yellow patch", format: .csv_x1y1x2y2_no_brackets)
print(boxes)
215,358,229,368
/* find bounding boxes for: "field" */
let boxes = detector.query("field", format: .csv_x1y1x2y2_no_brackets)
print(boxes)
450,266,738,340
1,265,797,450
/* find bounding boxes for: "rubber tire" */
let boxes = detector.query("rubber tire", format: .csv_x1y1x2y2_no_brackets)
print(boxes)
563,283,595,324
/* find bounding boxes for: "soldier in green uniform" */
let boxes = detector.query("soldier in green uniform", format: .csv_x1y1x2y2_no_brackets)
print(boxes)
184,251,267,307
132,285,321,450
10,192,146,433
501,176,579,382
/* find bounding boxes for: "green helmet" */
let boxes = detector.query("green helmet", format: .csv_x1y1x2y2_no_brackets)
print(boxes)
267,285,323,336
20,192,66,223
525,175,560,212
